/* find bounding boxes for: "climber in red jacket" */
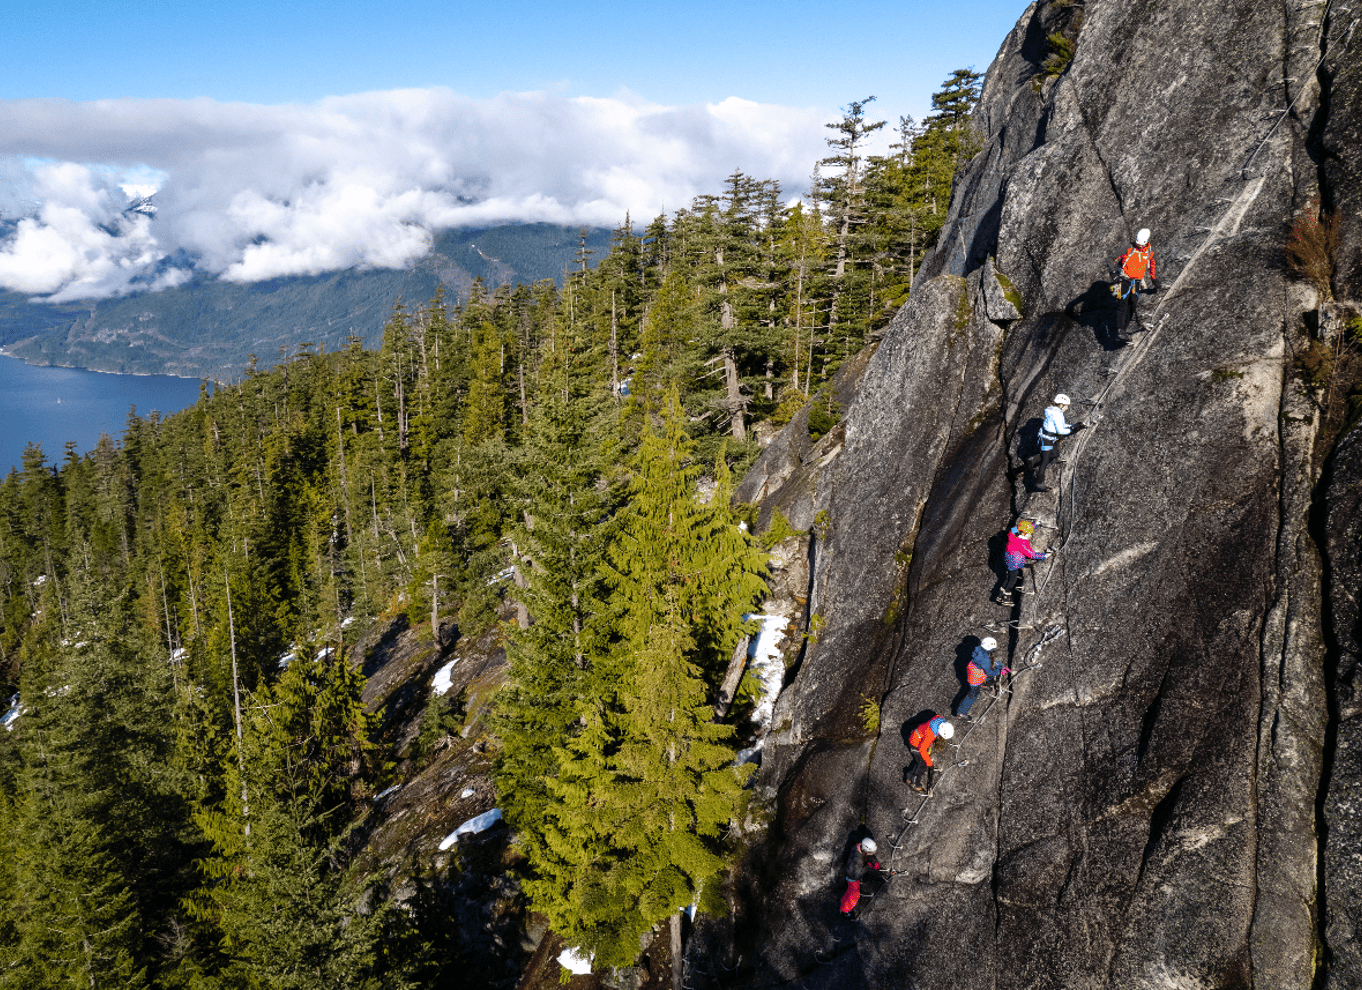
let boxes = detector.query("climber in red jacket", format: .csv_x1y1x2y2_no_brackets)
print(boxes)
1114,227,1156,339
907,715,954,793
840,837,882,917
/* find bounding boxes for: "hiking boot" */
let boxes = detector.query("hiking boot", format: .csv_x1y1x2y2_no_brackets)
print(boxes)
1032,484,1052,492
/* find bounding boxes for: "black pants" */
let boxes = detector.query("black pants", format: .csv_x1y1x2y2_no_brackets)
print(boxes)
1002,566,1025,594
1117,279,1140,333
1035,445,1059,482
908,753,932,790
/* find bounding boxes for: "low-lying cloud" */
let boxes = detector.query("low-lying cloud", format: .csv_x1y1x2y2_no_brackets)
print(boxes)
0,89,829,301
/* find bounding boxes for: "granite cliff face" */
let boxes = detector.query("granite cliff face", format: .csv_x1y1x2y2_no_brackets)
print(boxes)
714,1,1362,987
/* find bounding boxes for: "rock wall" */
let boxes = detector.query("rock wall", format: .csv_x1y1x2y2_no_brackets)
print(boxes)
707,1,1362,987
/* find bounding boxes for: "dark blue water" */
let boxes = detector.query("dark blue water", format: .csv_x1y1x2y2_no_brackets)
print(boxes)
0,354,207,475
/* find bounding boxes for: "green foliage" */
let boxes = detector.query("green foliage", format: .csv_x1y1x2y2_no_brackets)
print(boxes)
858,696,881,734
510,392,766,967
760,507,801,549
1043,31,1077,77
993,264,1024,314
808,391,844,444
1211,368,1245,382
954,279,973,332
415,687,466,761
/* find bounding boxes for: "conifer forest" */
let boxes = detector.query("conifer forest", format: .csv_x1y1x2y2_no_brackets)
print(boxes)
0,74,980,988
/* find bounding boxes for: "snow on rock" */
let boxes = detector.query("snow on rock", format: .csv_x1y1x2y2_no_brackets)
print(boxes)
438,808,503,850
736,613,789,764
315,646,335,662
460,787,475,798
746,613,788,731
431,659,459,696
487,567,514,585
558,947,593,975
170,647,188,664
373,784,401,802
341,615,356,629
2,694,22,730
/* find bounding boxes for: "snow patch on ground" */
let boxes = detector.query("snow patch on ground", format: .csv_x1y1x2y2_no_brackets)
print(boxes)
2,694,22,730
373,784,401,802
487,567,514,585
460,787,475,798
558,947,592,975
736,613,788,763
431,659,459,696
170,647,188,664
438,808,503,850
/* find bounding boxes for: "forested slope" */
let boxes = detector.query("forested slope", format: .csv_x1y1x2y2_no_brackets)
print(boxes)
0,75,982,988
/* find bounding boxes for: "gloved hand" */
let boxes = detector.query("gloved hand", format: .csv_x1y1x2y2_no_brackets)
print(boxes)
1036,553,1048,561
869,860,882,871
1001,668,1011,677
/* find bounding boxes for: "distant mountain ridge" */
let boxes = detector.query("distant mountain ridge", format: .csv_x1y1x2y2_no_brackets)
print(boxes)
0,223,612,380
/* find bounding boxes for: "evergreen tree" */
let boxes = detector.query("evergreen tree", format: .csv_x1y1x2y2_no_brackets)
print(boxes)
527,392,765,966
493,363,615,912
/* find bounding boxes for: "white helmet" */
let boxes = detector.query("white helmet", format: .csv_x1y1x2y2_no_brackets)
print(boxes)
981,636,997,651
938,721,955,739
1054,393,1071,406
1135,228,1150,246
860,838,877,854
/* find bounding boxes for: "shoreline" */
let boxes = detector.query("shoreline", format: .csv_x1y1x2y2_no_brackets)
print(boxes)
0,346,218,383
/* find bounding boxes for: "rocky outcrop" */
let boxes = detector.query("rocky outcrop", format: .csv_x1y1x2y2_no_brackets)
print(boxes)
708,1,1362,987
1322,423,1362,990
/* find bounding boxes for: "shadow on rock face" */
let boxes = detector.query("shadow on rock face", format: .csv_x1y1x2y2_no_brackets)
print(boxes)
986,527,1009,589
1014,416,1043,462
1066,279,1129,351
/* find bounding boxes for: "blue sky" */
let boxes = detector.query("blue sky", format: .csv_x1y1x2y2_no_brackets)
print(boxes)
0,1,1029,301
8,1,1025,118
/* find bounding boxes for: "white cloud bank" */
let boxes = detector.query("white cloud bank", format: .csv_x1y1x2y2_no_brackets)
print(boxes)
0,89,828,301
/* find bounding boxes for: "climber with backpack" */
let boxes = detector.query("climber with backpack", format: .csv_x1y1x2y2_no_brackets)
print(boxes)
1113,227,1156,340
996,520,1051,605
1018,394,1085,491
955,637,1009,721
840,837,883,917
907,715,954,793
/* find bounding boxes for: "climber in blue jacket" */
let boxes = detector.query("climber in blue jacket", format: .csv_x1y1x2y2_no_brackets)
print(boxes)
1022,393,1085,491
955,637,1009,721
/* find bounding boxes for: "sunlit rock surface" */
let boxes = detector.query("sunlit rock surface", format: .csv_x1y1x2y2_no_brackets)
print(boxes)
707,1,1362,987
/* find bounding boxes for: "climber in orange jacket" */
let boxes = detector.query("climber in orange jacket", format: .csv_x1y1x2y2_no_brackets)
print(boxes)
1114,228,1156,339
907,715,954,793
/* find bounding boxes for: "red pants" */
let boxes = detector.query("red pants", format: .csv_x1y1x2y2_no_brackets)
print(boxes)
840,880,861,914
